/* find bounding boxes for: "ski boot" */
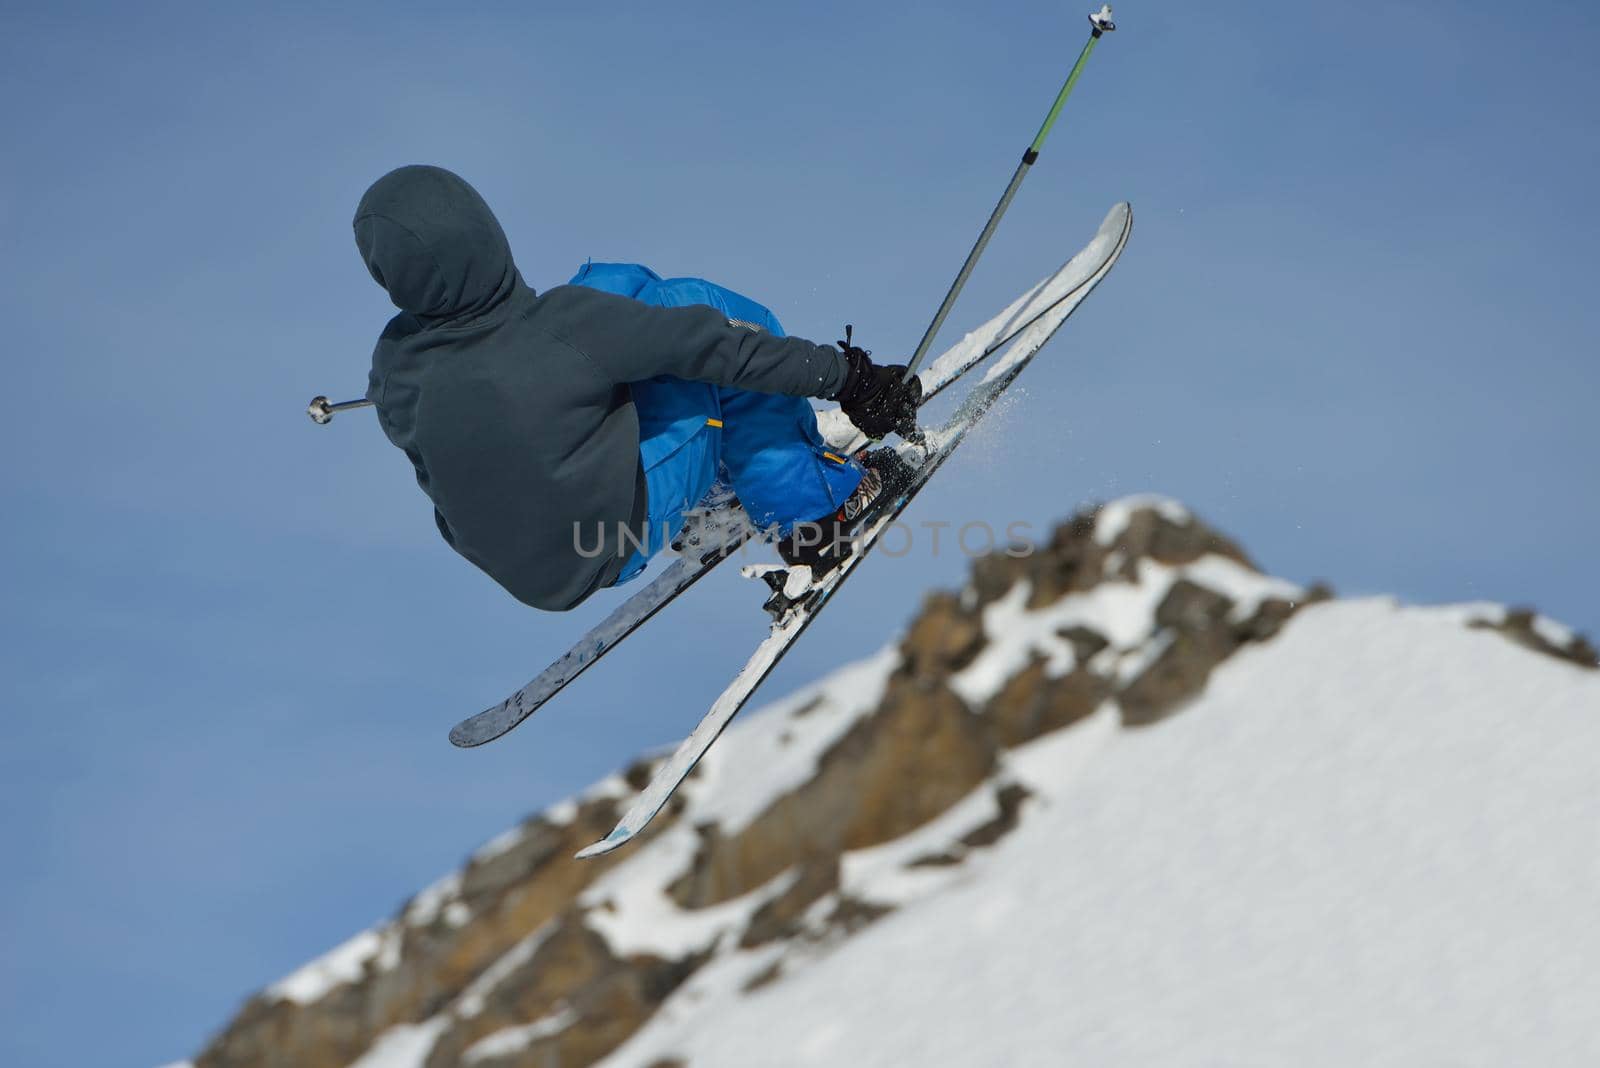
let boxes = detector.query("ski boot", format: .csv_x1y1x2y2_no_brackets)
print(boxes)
775,447,915,577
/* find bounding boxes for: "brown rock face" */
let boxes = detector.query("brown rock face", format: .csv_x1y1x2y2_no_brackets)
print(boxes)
1120,626,1240,728
1120,581,1333,728
1470,608,1599,670
670,675,998,909
196,986,371,1068
1108,504,1255,573
739,856,843,949
423,911,702,1068
967,503,1255,612
430,807,623,1001
986,656,1110,746
901,590,986,678
962,782,1033,848
970,511,1102,608
1120,581,1246,728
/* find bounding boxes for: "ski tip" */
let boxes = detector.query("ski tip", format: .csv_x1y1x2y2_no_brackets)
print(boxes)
448,722,484,748
574,828,631,861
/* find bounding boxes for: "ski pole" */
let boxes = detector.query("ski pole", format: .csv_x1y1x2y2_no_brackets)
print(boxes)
901,4,1116,382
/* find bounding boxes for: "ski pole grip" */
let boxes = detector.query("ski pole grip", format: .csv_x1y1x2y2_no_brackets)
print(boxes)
307,395,373,425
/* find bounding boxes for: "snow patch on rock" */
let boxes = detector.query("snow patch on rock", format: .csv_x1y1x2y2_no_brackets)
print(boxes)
463,1008,578,1064
581,820,790,961
1094,494,1192,545
346,1020,447,1068
1179,554,1304,621
471,826,528,864
268,927,385,1004
403,872,464,928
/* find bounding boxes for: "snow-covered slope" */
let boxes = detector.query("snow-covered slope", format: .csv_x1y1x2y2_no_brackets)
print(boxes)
185,499,1599,1068
611,597,1600,1066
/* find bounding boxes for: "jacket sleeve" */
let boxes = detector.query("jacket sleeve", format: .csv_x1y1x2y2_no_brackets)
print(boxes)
541,285,848,399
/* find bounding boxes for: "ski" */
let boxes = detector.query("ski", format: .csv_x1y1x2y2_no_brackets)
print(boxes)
575,202,1133,858
448,506,752,747
449,207,1133,749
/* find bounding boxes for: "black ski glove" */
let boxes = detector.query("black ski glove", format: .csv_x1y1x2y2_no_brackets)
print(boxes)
833,327,922,440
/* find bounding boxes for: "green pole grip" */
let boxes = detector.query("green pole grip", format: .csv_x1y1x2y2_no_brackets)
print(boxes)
1029,32,1102,156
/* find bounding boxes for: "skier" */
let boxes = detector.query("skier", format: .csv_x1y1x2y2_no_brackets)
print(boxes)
356,165,921,612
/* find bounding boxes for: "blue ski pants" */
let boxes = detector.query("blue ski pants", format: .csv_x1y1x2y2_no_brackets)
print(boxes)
568,263,865,585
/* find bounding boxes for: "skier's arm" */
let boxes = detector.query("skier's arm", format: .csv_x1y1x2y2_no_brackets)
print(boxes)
541,285,848,399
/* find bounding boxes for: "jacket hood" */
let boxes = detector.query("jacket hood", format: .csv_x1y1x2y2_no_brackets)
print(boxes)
354,165,520,322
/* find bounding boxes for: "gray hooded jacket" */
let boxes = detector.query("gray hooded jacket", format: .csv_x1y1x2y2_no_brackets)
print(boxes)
357,165,848,611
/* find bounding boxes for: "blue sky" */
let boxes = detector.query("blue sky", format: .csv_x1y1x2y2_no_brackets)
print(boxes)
2,2,1595,1065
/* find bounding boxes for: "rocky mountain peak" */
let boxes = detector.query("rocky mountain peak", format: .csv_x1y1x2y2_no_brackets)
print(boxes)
186,497,1595,1068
